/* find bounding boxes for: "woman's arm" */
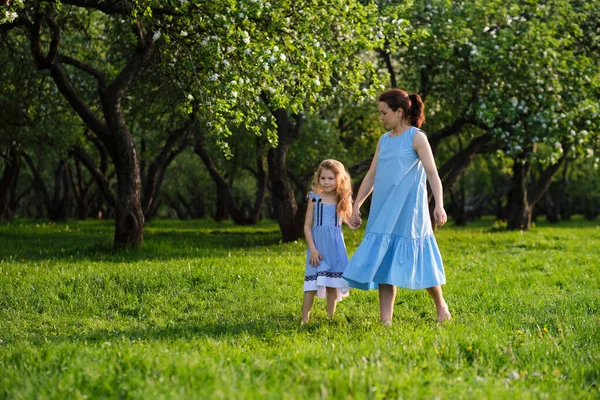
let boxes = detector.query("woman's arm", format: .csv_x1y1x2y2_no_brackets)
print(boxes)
413,130,448,226
351,137,382,227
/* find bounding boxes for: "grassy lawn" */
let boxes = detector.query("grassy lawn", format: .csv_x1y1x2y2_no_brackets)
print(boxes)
0,217,598,399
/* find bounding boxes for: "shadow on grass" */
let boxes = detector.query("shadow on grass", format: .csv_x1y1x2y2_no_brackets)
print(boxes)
0,220,283,263
48,316,305,345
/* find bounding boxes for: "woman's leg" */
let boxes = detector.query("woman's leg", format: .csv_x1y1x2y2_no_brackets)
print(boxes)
302,291,317,324
426,286,451,323
379,284,397,325
326,287,338,318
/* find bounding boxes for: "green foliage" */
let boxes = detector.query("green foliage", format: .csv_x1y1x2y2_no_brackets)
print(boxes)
0,31,81,154
138,0,390,150
392,0,600,164
0,219,599,398
564,157,600,219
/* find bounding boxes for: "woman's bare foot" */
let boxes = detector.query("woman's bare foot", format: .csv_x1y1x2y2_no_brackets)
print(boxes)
437,303,451,323
380,319,393,327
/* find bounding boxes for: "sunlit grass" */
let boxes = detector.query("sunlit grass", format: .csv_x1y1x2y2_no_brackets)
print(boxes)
0,217,598,399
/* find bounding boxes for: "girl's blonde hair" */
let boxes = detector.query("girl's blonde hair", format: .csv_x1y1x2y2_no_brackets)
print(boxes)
309,159,353,222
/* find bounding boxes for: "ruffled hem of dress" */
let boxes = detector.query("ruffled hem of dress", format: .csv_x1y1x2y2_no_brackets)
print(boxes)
303,275,350,301
342,231,446,290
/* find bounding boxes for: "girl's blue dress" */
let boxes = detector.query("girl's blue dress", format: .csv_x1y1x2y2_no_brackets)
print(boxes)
342,127,446,290
303,192,350,300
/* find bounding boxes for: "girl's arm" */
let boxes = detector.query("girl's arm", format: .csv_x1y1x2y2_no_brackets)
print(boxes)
304,198,322,266
351,137,382,227
413,130,448,226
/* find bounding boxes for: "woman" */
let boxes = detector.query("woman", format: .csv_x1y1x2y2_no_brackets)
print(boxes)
343,88,451,325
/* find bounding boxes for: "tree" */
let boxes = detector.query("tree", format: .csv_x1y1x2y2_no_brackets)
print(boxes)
1,0,395,242
144,0,394,241
377,0,599,229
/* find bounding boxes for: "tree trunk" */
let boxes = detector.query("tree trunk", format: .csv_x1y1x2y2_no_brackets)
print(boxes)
142,126,189,220
193,123,265,225
506,161,533,230
28,13,154,247
70,144,117,210
267,109,303,242
0,147,21,222
506,150,568,230
48,160,71,220
23,153,51,218
105,104,145,247
214,185,228,221
68,159,93,220
545,158,570,223
449,183,468,226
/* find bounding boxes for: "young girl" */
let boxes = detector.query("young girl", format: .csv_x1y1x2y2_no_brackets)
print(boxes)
302,159,356,324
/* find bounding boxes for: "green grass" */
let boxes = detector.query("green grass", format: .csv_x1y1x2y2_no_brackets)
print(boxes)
0,217,599,399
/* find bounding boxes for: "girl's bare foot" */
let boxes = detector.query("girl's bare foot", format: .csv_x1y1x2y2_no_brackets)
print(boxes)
437,303,451,323
380,319,393,327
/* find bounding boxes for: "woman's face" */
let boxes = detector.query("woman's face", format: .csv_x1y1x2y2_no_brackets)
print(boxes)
378,101,402,130
319,168,337,193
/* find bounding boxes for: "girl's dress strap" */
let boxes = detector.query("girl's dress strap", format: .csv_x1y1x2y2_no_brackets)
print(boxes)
307,192,320,202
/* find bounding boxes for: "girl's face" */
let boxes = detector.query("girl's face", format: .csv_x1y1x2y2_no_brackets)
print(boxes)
319,168,337,193
378,101,403,130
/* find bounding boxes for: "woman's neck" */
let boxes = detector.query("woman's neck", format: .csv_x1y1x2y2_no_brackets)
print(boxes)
391,121,411,137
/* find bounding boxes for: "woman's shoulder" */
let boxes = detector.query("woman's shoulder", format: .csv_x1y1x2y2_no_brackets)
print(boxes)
411,127,428,140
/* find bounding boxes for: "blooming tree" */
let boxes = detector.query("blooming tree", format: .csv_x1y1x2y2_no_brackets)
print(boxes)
1,0,395,243
381,0,600,229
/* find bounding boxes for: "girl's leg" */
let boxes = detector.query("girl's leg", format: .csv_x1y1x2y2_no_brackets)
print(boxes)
426,286,451,323
379,284,396,325
302,291,317,324
326,287,338,318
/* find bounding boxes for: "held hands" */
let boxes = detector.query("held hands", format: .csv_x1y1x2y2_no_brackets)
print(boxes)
309,247,322,267
433,206,448,227
349,208,362,229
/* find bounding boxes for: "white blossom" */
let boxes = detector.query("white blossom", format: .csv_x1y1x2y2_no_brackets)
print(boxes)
209,73,220,81
152,31,162,41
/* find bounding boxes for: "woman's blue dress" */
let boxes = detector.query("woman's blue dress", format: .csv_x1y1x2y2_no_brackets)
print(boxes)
303,192,350,301
342,127,446,290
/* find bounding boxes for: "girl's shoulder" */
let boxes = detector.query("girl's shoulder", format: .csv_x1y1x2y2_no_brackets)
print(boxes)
307,191,321,202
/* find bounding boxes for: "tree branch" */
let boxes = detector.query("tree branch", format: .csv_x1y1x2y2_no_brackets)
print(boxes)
70,144,117,208
105,30,155,103
57,54,107,87
379,45,397,88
